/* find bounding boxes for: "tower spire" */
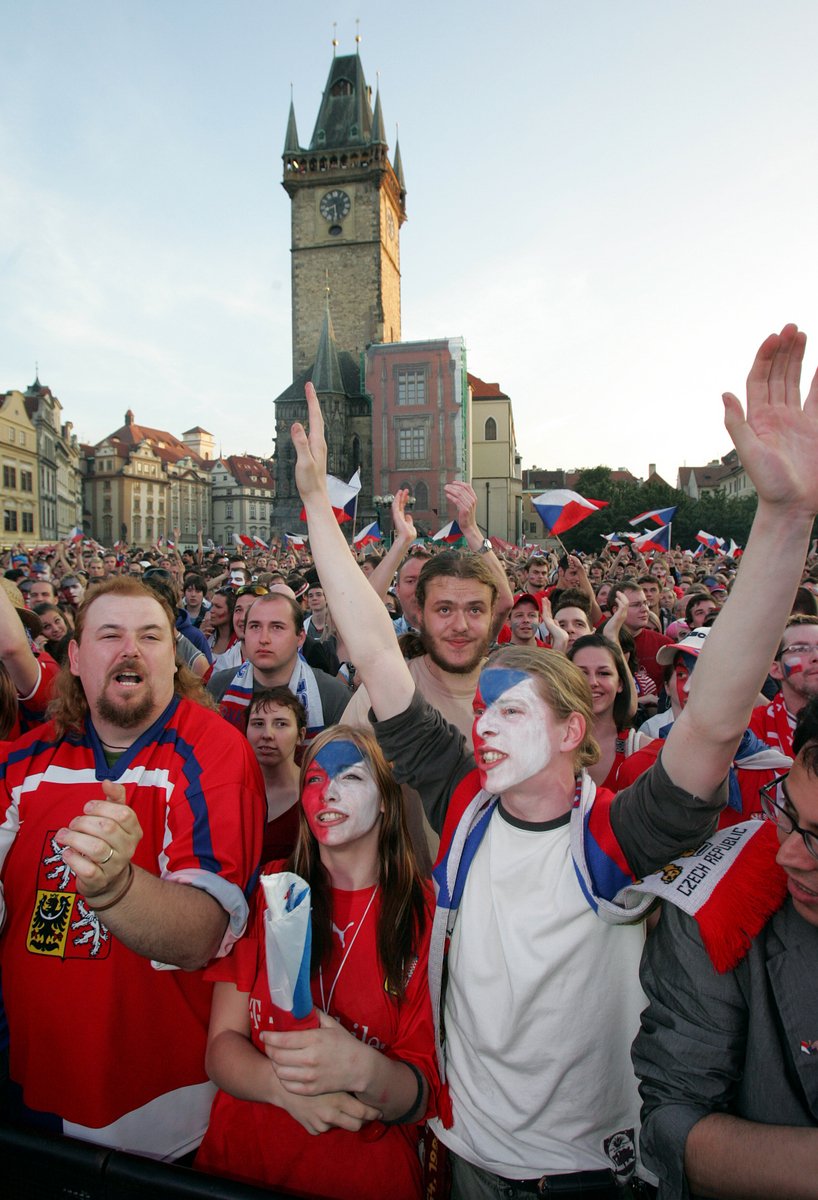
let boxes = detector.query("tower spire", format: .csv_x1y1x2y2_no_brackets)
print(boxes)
371,79,386,146
283,90,300,155
312,293,345,396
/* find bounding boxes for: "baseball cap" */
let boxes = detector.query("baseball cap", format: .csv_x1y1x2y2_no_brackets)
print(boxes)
656,626,711,666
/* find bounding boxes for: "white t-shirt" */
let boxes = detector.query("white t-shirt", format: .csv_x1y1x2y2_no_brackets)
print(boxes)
434,804,645,1177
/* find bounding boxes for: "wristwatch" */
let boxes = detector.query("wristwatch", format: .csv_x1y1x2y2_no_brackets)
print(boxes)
477,538,492,554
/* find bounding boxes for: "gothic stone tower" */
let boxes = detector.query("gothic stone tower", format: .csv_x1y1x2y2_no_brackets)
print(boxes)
273,49,406,532
282,51,407,376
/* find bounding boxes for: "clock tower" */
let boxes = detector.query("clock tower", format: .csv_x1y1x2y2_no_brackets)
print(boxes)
282,50,406,375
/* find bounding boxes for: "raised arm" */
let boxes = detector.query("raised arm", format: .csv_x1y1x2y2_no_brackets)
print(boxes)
444,481,514,637
293,384,415,720
0,582,40,697
662,324,818,796
365,489,416,602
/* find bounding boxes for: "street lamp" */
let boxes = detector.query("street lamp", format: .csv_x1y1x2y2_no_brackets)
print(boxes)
374,493,415,545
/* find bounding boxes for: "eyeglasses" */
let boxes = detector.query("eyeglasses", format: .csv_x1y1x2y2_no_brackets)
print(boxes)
236,585,270,597
777,642,818,661
759,774,818,861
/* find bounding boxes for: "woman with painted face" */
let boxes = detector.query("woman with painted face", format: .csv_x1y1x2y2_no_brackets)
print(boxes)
196,724,438,1200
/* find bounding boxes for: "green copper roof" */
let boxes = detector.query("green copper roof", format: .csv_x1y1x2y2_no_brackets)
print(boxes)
371,88,386,146
283,99,300,154
309,53,373,150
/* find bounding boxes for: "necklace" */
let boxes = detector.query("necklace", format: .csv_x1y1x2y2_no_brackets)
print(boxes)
319,884,379,1016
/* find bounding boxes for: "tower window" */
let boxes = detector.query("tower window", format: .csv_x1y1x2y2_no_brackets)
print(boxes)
330,78,353,97
485,417,497,441
396,368,427,407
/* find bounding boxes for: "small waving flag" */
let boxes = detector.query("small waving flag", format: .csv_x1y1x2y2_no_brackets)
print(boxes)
252,535,269,550
432,519,464,544
629,505,677,527
284,532,307,549
602,531,638,546
632,524,672,555
696,530,724,550
233,532,255,550
67,526,84,544
300,470,361,524
532,491,608,536
354,520,382,548
261,873,319,1031
725,539,742,559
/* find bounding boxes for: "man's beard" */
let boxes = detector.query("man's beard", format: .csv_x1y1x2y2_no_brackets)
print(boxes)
96,664,156,730
421,631,486,676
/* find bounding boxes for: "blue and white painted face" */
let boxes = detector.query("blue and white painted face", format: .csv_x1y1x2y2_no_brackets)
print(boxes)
302,740,382,847
472,667,557,792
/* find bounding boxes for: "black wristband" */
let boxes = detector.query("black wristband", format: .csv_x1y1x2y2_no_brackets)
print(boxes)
386,1060,426,1125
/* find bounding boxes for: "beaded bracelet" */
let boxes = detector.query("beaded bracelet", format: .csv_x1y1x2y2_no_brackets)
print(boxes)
87,863,135,912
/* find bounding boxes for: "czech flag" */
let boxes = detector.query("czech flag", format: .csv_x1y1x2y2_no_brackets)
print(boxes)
252,535,269,549
629,505,677,527
233,533,256,550
284,532,307,549
632,524,672,554
601,531,638,546
696,530,724,550
261,873,319,1032
532,491,608,536
300,470,361,524
432,519,464,543
354,520,381,548
725,538,742,559
67,526,84,544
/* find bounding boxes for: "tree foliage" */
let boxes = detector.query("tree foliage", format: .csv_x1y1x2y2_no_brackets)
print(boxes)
557,467,766,556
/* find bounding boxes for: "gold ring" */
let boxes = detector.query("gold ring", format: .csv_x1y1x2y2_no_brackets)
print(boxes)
100,847,114,866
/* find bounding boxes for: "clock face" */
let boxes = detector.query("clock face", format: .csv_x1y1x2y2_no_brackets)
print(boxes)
386,208,396,241
319,189,351,222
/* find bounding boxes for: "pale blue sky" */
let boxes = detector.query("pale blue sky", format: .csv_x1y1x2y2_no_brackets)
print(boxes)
3,1,817,486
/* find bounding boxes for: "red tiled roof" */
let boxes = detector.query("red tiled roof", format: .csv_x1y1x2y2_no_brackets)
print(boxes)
225,454,275,489
99,414,205,466
468,372,507,399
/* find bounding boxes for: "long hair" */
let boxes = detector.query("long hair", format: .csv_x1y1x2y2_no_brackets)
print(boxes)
0,664,19,740
568,633,634,731
286,725,426,997
48,576,215,736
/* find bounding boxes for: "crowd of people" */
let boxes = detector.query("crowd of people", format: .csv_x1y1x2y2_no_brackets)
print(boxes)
1,324,817,1199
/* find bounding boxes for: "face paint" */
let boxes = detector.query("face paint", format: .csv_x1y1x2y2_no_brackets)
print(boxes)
783,660,805,678
301,740,382,846
472,668,557,792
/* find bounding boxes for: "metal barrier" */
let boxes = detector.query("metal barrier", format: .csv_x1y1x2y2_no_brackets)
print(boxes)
0,1121,301,1200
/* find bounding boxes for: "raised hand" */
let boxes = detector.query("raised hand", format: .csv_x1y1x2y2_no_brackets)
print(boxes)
444,481,479,537
723,324,818,515
56,780,142,901
391,489,417,544
292,382,328,505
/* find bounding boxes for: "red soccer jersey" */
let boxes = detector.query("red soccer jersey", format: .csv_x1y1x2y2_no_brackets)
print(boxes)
0,695,265,1154
197,866,438,1200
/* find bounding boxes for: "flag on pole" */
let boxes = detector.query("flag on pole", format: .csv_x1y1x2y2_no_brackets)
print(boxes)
252,535,269,549
629,505,677,527
632,524,672,555
67,526,83,543
233,533,256,550
696,530,724,550
353,520,382,548
431,520,464,544
725,538,742,559
532,491,608,536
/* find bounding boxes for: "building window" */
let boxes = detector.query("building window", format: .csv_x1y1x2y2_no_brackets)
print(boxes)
225,502,233,519
396,368,427,407
19,432,25,447
8,428,15,443
398,426,426,462
3,465,16,488
414,481,429,510
22,512,33,533
484,417,497,441
4,510,17,532
249,503,256,519
20,469,33,492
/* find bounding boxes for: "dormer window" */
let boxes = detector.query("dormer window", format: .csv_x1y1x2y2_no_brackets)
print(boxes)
330,78,353,97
